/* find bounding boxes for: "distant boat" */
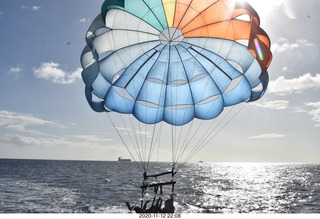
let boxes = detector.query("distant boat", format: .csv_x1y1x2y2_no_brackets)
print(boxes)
118,157,131,162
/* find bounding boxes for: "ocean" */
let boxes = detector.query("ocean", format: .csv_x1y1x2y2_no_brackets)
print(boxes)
0,159,319,214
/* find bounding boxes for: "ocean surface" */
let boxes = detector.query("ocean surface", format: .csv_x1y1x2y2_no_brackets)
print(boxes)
0,159,319,214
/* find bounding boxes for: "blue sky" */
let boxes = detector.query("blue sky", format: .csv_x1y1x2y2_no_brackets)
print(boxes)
0,0,320,163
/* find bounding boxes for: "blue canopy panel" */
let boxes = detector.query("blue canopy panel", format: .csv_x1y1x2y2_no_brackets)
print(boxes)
145,46,170,82
81,45,100,88
85,86,108,113
181,43,252,106
132,47,168,124
164,83,194,125
223,76,252,107
175,44,208,81
167,47,189,84
134,80,166,124
134,101,165,124
105,86,135,114
104,45,164,115
166,83,193,107
92,73,111,99
183,38,266,104
195,95,224,120
189,76,221,104
249,71,269,102
164,105,195,126
98,41,161,84
113,47,162,92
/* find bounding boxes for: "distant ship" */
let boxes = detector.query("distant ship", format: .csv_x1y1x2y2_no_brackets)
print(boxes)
118,157,131,162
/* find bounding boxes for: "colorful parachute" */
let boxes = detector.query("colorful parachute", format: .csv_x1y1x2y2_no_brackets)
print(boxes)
81,0,272,169
81,0,272,126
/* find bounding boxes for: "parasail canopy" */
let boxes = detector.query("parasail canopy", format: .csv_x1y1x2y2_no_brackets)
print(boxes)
81,0,272,170
81,0,272,127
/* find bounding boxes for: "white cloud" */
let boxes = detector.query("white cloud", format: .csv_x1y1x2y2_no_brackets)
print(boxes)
32,6,42,11
0,134,76,147
72,135,113,143
271,38,316,53
0,110,54,126
34,62,81,84
291,102,320,128
21,5,42,11
0,134,45,147
305,102,320,127
79,18,87,23
0,134,113,148
305,102,320,108
292,106,308,113
281,66,288,72
0,11,4,15
247,134,285,139
271,38,319,68
135,130,152,137
8,67,23,74
250,100,289,110
0,111,114,147
268,73,320,95
0,110,62,134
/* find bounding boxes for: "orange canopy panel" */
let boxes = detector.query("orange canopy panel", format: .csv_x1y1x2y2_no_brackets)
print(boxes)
170,0,272,77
